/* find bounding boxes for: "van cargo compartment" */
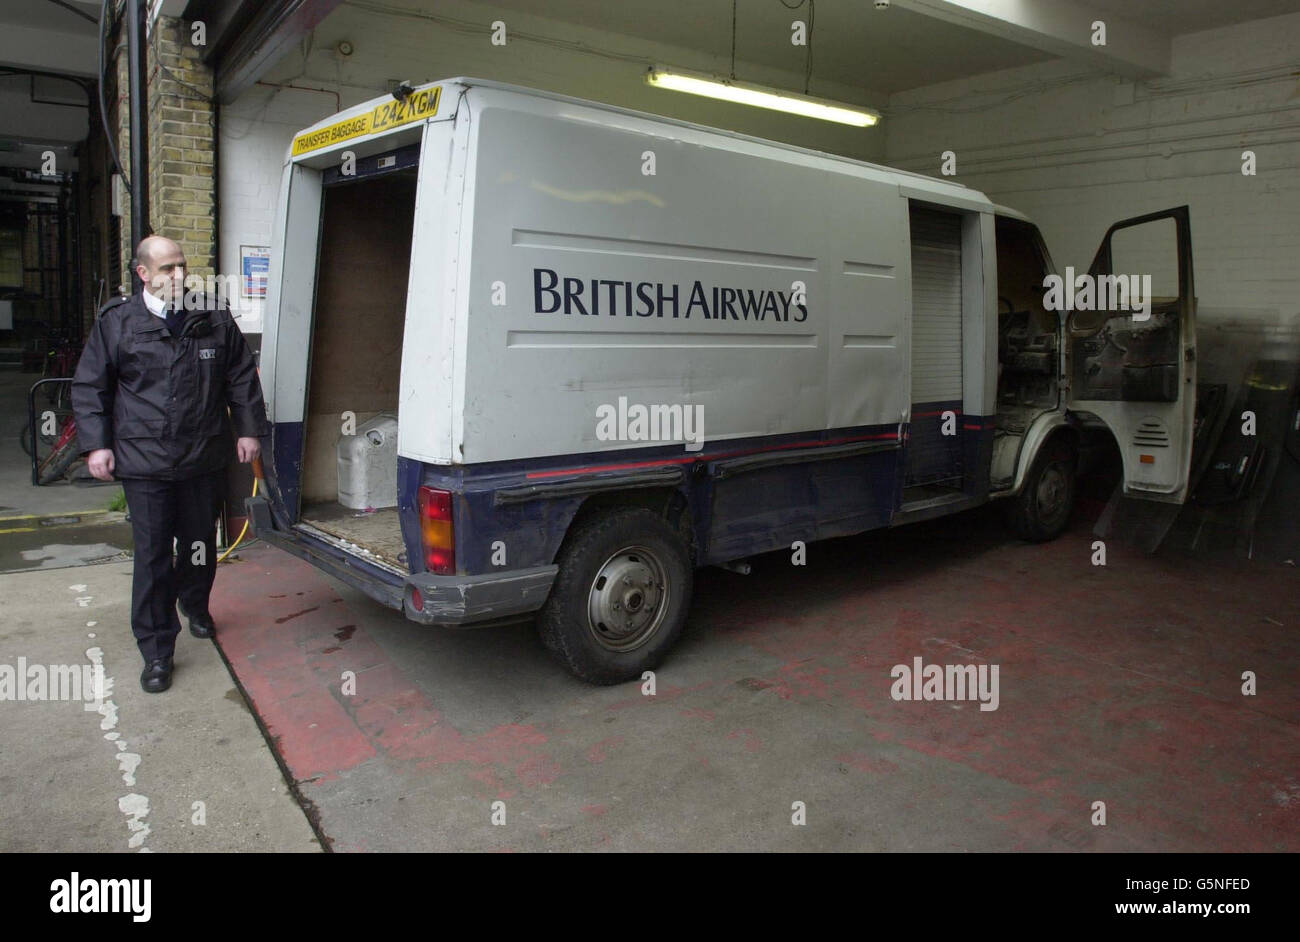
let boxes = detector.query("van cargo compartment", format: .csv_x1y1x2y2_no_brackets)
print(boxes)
298,501,406,571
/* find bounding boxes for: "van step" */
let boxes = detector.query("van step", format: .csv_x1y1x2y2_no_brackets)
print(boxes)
893,492,980,526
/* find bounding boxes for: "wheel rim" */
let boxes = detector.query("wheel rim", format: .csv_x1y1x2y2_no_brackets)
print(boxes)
585,544,670,653
1036,463,1068,520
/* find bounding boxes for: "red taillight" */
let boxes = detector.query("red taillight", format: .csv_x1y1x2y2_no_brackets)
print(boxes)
417,486,455,575
409,586,424,612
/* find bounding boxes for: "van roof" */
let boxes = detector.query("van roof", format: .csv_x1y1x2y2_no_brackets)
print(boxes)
992,204,1032,223
290,75,991,208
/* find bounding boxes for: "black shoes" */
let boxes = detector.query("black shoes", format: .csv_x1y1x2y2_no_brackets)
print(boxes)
140,658,173,693
138,605,213,692
179,603,216,639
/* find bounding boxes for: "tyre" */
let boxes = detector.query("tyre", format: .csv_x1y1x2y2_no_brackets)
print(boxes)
20,421,60,457
1007,438,1076,542
38,432,81,485
537,507,693,685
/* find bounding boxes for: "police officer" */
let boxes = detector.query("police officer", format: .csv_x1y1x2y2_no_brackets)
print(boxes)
72,235,269,694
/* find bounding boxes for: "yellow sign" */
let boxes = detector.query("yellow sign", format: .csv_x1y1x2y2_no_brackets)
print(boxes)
291,85,442,157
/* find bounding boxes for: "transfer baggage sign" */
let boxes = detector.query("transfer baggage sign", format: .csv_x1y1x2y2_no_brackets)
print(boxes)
291,85,441,156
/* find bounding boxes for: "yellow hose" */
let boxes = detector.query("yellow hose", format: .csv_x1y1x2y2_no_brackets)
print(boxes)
218,476,259,563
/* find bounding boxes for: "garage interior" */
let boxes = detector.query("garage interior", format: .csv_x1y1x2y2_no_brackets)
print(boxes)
0,0,1296,854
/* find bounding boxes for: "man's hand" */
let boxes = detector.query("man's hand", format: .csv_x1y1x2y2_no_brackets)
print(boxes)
87,448,116,481
236,437,261,464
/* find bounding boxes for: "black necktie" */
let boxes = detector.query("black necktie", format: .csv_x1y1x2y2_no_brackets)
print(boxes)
164,302,184,338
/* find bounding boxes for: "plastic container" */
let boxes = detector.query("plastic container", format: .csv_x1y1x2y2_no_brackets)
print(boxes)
337,413,399,509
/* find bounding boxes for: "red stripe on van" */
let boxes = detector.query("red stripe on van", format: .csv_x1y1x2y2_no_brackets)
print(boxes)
524,432,901,480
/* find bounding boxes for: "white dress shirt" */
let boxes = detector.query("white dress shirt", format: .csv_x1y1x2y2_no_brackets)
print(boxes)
142,288,168,318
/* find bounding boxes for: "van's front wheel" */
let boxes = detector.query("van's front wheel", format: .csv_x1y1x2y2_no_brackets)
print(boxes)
1007,439,1076,542
538,508,692,685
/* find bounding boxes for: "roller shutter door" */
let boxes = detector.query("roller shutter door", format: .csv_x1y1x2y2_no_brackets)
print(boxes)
909,207,963,402
906,206,964,487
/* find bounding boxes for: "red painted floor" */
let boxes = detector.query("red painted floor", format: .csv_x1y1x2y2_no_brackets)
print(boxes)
212,507,1300,852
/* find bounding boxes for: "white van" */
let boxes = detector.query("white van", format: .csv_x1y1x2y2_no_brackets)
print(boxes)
250,77,1197,683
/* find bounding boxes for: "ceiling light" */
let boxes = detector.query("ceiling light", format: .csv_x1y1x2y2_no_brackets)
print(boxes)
646,66,879,127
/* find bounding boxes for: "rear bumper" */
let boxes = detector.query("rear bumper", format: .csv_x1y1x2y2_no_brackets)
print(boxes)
246,495,556,628
247,496,407,610
403,566,558,626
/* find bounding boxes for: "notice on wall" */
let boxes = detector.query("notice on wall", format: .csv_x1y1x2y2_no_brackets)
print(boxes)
0,300,12,331
241,245,269,299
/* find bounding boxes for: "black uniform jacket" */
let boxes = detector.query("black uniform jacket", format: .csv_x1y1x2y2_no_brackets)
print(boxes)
71,292,270,480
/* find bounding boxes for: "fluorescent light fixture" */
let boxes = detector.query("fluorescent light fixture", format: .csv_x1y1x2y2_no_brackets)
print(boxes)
646,66,879,127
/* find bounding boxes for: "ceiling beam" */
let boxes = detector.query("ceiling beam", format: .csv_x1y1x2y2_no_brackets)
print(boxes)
182,0,262,64
149,0,190,23
212,0,346,104
0,23,99,78
892,0,1171,78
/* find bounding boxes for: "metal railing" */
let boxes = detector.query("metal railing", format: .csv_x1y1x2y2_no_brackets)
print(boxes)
26,377,75,486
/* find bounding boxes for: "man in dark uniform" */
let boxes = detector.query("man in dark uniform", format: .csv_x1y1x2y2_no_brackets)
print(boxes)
72,235,269,693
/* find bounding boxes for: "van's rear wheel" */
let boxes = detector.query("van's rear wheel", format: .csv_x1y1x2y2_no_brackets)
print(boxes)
538,508,692,685
1007,439,1076,542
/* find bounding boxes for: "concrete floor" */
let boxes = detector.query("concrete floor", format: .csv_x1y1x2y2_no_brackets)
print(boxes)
0,559,320,852
0,514,133,574
0,370,135,574
209,504,1300,852
0,369,320,851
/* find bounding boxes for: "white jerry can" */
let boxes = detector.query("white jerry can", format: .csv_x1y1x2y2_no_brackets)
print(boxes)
337,413,399,510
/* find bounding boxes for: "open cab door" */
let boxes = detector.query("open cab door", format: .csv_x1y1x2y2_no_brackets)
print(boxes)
1066,206,1197,503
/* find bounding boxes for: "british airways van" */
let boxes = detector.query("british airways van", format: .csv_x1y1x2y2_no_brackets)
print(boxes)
250,77,1197,683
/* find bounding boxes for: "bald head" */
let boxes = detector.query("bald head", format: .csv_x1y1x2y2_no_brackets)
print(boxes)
135,236,187,303
136,235,180,268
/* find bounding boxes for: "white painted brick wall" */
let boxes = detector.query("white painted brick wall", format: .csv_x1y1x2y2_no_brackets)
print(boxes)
218,0,890,334
219,88,335,333
884,12,1300,329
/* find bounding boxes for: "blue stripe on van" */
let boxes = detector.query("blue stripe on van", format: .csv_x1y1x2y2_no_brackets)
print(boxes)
418,422,912,575
270,418,995,578
271,420,304,520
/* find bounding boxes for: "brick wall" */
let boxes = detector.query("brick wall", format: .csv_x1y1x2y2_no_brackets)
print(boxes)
148,15,215,279
107,9,215,293
883,13,1300,326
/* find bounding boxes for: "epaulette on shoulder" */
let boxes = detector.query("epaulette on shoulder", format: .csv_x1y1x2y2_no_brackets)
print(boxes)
98,295,130,317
